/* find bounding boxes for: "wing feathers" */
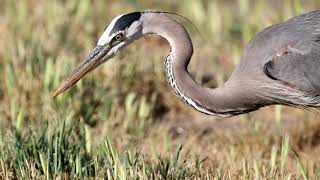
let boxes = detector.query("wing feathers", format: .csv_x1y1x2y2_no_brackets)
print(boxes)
263,42,320,95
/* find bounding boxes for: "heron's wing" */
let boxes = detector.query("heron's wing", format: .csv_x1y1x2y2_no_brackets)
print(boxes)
263,39,320,95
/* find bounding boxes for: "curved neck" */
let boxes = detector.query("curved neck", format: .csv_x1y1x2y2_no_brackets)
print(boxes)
141,13,259,117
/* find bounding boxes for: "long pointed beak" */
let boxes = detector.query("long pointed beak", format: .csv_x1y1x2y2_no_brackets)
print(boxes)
52,45,110,98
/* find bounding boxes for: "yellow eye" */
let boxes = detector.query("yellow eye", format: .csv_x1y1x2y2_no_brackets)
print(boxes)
114,34,124,41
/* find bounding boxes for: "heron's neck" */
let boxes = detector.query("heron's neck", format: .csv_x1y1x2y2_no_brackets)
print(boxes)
142,13,259,117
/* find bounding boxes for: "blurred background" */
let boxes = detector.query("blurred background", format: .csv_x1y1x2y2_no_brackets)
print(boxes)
1,0,320,179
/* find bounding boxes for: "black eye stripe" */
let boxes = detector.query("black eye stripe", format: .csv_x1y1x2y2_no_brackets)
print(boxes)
110,12,141,34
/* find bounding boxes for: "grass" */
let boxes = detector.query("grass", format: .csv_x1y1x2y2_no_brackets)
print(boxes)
0,121,315,179
1,0,320,179
2,121,202,179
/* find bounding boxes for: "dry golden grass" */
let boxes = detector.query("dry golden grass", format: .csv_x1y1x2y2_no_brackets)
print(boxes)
1,0,320,179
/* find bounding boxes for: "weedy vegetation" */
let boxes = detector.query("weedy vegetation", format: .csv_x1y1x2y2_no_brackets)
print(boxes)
1,0,320,179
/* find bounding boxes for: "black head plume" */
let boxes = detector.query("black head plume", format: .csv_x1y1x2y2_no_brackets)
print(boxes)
109,12,141,34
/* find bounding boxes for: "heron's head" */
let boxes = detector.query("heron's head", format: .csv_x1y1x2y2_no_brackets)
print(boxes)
52,12,144,97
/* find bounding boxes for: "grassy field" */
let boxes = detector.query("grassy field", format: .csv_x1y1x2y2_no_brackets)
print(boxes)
1,0,320,179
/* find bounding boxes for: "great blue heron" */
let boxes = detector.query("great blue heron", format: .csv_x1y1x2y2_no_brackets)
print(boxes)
53,10,320,117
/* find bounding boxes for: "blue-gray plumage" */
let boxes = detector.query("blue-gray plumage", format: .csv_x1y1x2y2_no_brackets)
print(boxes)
53,10,320,117
259,11,320,95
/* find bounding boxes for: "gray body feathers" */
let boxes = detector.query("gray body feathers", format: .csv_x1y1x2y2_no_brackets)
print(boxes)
228,11,320,108
89,10,320,117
